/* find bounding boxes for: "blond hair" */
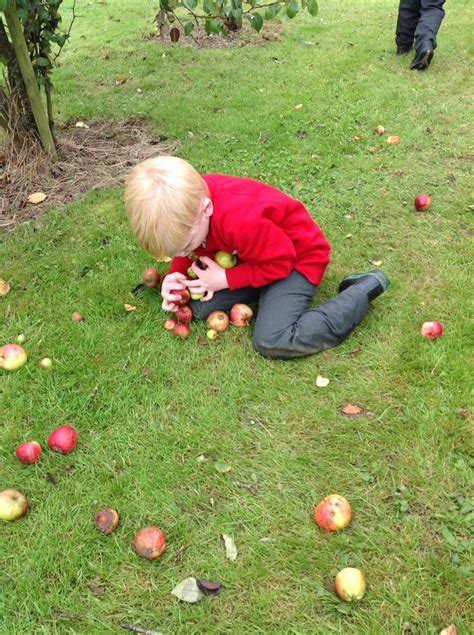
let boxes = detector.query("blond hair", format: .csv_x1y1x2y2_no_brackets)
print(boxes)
124,156,208,259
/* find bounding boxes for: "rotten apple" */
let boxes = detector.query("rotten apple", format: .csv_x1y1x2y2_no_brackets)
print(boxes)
421,321,443,340
0,344,27,371
134,527,166,559
335,567,367,602
15,441,42,465
0,489,28,521
143,267,161,288
230,303,253,327
95,508,120,535
48,425,78,454
314,494,352,531
207,311,230,333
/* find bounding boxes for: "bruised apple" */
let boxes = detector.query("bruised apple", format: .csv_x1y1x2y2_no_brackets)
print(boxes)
0,344,27,371
421,321,443,340
164,318,177,332
48,425,78,454
314,494,352,531
142,267,161,288
134,527,166,559
207,311,230,333
177,306,193,323
230,303,253,327
215,250,237,269
95,508,120,535
16,441,42,464
335,567,367,602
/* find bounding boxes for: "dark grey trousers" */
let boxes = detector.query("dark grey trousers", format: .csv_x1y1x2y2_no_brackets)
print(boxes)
189,271,370,360
396,0,446,51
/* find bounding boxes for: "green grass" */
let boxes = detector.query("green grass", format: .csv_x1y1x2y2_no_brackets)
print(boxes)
1,1,473,633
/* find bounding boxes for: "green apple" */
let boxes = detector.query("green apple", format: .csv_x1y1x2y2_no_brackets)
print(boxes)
0,489,29,521
187,266,198,280
0,344,27,371
215,250,237,269
207,329,218,341
190,292,204,300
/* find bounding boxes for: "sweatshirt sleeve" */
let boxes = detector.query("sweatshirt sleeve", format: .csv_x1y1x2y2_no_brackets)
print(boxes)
225,218,297,290
165,256,192,278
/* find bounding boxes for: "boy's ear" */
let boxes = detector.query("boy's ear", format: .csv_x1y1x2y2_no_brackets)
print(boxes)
202,197,214,218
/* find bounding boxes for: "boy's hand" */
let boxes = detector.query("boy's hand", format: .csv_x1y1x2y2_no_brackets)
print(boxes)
161,272,188,312
186,256,229,302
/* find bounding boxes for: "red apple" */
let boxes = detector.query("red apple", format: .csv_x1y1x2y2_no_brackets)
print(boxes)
335,567,367,602
207,311,230,333
0,344,27,371
0,489,28,521
414,194,432,211
230,303,253,327
177,305,193,323
174,323,191,338
72,311,84,322
174,289,191,306
48,425,78,454
95,508,120,535
314,494,352,531
421,321,443,340
134,527,166,559
215,250,237,269
143,267,161,288
15,441,42,465
164,318,177,332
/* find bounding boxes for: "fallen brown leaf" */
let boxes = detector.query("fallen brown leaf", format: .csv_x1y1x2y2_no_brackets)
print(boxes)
456,407,470,418
115,78,127,86
352,135,361,142
27,192,47,204
387,135,400,145
294,103,304,110
341,403,364,416
348,347,362,358
124,304,136,312
0,278,11,297
208,384,220,392
197,337,208,346
174,543,190,565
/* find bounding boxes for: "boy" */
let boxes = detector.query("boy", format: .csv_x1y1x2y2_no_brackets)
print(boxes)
125,156,390,360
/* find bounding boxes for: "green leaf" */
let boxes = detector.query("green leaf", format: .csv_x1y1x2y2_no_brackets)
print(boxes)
35,57,51,67
185,0,198,7
306,0,318,16
204,18,222,34
203,0,218,15
440,526,463,552
0,0,8,13
184,21,195,36
265,3,282,19
286,0,299,18
231,8,242,21
250,12,263,32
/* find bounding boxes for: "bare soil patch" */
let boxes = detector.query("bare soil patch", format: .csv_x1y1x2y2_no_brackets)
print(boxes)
0,116,178,230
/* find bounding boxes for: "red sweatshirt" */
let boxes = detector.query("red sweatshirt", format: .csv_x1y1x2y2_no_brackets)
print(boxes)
166,174,331,290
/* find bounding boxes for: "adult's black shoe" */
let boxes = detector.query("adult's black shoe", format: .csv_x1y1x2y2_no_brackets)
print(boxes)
338,270,390,302
397,46,412,55
411,49,434,70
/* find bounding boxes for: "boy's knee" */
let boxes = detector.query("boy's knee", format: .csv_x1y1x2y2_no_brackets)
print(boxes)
189,300,212,321
252,332,282,359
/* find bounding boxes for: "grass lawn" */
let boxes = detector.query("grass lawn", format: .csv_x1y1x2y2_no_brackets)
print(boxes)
1,0,473,633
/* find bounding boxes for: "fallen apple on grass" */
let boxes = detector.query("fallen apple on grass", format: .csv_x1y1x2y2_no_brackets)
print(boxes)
39,357,53,370
0,344,27,371
72,311,85,322
335,567,367,602
134,527,166,559
230,303,253,327
95,508,120,535
0,489,29,521
48,425,78,454
207,311,230,333
16,441,42,465
421,321,443,340
177,305,193,323
164,318,177,332
314,494,352,531
142,267,161,288
174,323,191,338
16,334,27,344
207,329,218,341
215,250,237,269
414,194,432,211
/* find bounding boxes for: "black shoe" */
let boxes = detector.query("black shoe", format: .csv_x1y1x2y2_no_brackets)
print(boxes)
338,269,390,302
411,49,434,70
397,46,412,55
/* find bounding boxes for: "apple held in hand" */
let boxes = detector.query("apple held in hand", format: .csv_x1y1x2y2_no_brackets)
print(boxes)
143,267,161,288
230,303,253,327
207,311,230,333
314,494,352,531
177,306,193,323
421,321,443,340
134,527,166,559
174,289,191,307
414,194,432,211
190,292,205,301
0,489,29,521
0,344,27,371
16,441,42,465
215,250,237,269
187,266,198,280
48,425,78,454
335,567,367,602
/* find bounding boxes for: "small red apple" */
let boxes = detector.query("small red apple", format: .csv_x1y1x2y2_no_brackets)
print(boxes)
335,567,367,602
15,441,42,465
421,321,443,340
177,305,193,323
314,494,352,531
72,311,84,322
207,311,230,333
95,508,120,535
164,318,177,332
48,425,78,454
414,194,432,211
0,344,27,371
134,527,166,559
230,303,253,327
174,323,191,338
215,250,237,269
174,289,191,306
0,489,29,521
142,267,161,288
